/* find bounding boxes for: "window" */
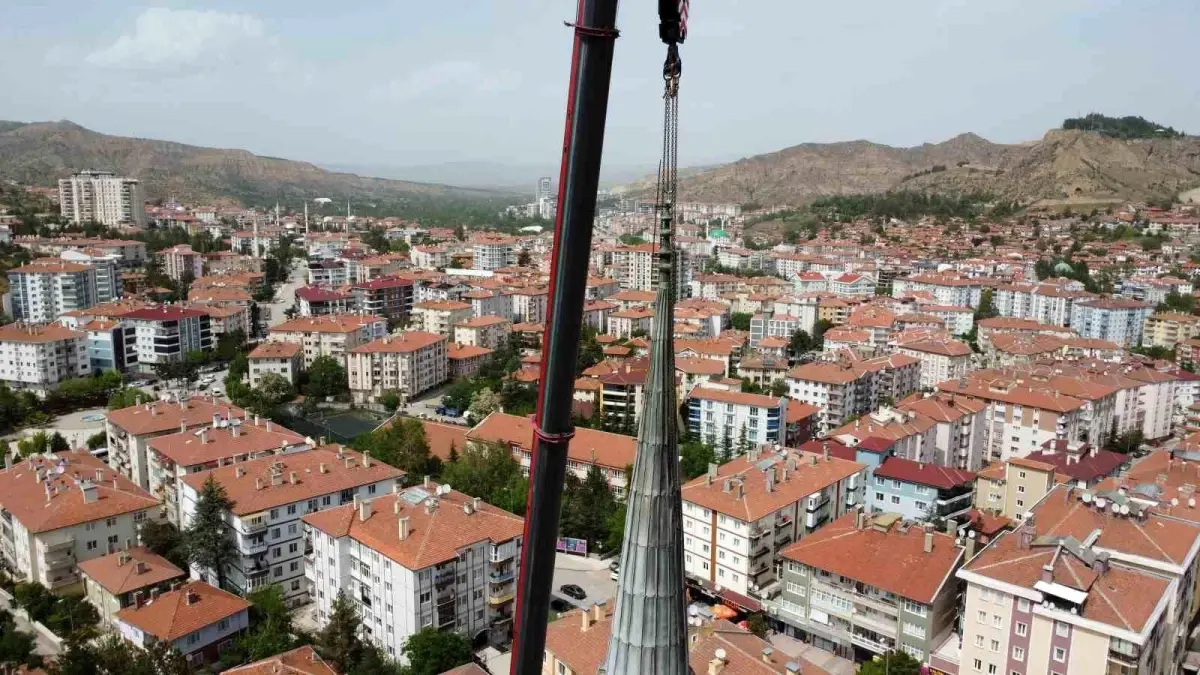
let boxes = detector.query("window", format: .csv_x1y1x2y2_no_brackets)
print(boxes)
974,635,984,648
875,476,884,485
990,639,999,653
105,517,117,527
891,495,901,505
786,582,806,597
891,480,901,489
903,600,928,617
1012,647,1024,662
270,509,279,519
287,504,297,515
992,614,1002,628
987,666,997,675
1015,622,1027,637
875,492,885,502
86,540,97,551
420,592,431,604
1017,598,1030,612
973,659,982,672
187,633,200,645
915,501,928,512
1017,485,1025,494
1053,647,1066,662
217,618,229,631
1018,471,1026,479
1055,621,1069,637
976,611,987,624
902,622,926,639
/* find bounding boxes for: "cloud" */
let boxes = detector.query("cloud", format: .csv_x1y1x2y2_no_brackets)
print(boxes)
86,8,267,70
378,60,522,101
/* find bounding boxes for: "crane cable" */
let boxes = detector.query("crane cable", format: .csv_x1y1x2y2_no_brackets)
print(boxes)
652,43,681,264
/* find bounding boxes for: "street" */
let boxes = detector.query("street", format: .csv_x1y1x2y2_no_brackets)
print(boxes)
263,259,307,329
549,552,617,610
0,590,60,657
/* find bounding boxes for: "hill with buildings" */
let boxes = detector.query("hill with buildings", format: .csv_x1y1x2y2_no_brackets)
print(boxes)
657,127,1200,207
0,120,502,207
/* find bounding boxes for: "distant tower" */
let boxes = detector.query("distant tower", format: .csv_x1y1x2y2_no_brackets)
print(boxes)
252,218,261,258
536,176,552,202
304,201,310,235
604,202,689,674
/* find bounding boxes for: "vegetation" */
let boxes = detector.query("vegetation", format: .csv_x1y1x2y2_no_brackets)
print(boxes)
1062,113,1184,139
137,519,188,569
184,475,237,590
217,585,309,669
50,633,190,675
352,417,441,482
730,312,752,331
857,650,922,675
304,355,351,400
438,441,529,515
399,627,474,675
1157,290,1196,314
560,465,620,552
12,582,99,641
809,191,1008,221
0,607,40,672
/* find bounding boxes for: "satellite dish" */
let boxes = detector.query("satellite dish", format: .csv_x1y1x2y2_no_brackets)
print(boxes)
715,649,727,660
1111,503,1119,514
1173,498,1180,507
1082,493,1092,503
688,606,699,617
1120,505,1130,516
968,530,977,539
1191,498,1197,508
1095,498,1106,509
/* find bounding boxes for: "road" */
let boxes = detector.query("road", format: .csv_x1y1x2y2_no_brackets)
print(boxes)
263,260,308,328
0,591,60,656
401,390,469,426
549,552,617,611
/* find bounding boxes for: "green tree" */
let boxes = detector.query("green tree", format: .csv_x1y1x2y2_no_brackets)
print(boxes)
138,519,188,570
353,417,439,480
1157,290,1196,314
745,613,768,638
576,324,604,374
184,475,237,590
50,432,70,453
604,501,627,554
107,387,148,410
730,312,752,331
257,372,297,405
316,591,364,672
378,391,401,413
857,650,922,675
240,585,298,661
769,379,788,397
438,441,528,515
399,626,474,675
305,356,349,399
680,441,716,479
0,608,39,671
975,288,998,320
468,387,501,419
561,465,617,550
517,249,532,267
441,379,475,412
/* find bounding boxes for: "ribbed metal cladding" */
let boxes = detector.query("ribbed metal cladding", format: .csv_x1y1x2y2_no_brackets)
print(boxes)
603,220,690,675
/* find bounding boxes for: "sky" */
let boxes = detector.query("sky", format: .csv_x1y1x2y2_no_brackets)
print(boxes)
2,0,1199,173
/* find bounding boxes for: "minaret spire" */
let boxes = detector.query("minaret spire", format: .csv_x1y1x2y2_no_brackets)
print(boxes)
604,35,688,670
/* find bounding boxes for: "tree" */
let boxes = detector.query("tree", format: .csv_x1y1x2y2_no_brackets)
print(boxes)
378,391,401,413
468,387,501,419
50,432,70,453
720,433,733,464
1157,290,1197,314
317,591,364,672
604,501,627,554
399,627,474,675
857,650,922,675
769,379,788,397
730,312,752,331
680,441,716,479
240,585,297,661
561,465,618,550
106,386,147,410
576,324,604,374
745,613,768,638
975,288,998,320
517,249,532,267
438,441,528,515
353,417,438,480
736,424,751,458
442,378,475,412
138,519,188,570
257,372,297,405
305,356,349,399
0,608,38,671
184,475,237,590
789,329,814,356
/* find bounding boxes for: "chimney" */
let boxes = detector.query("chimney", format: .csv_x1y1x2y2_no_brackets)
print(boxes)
707,463,718,480
179,420,186,432
856,509,868,530
592,603,603,623
232,421,241,438
822,447,830,461
345,456,355,469
185,589,199,605
363,450,371,468
581,606,593,632
809,454,817,467
289,471,297,485
923,529,934,554
149,588,160,602
765,471,775,493
708,651,727,675
94,469,104,482
319,463,328,474
398,516,410,540
946,518,958,535
82,483,98,504
761,647,774,664
212,413,220,427
133,591,145,608
1040,563,1054,583
423,475,431,488
1018,517,1036,549
254,415,260,427
965,531,977,559
199,428,208,444
473,497,481,511
118,553,131,566
255,477,264,490
359,499,372,522
353,494,361,510
266,420,273,432
235,467,246,478
735,482,744,500
1091,552,1110,575
134,561,148,575
785,663,802,674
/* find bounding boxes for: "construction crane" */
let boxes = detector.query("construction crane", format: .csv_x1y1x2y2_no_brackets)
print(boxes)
509,1,688,673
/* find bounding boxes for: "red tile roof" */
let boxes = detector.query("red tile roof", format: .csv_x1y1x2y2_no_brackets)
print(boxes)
115,581,250,642
873,456,976,490
77,547,185,595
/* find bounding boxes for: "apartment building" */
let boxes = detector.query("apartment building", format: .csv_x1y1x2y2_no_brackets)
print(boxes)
308,260,349,287
607,308,654,339
892,274,984,307
58,170,146,226
830,273,875,298
179,445,402,603
777,511,964,664
897,338,974,390
453,316,511,350
147,414,311,525
268,314,388,368
686,386,788,448
829,407,938,466
347,331,448,406
303,482,525,657
465,290,510,320
9,260,99,322
1070,297,1154,347
973,457,1060,520
410,245,452,269
161,244,205,282
248,340,304,388
78,547,186,627
917,304,974,335
0,322,90,397
0,450,158,591
1143,312,1200,350
448,344,491,379
352,276,414,321
115,581,251,667
413,301,472,336
225,646,338,675
937,377,1085,463
953,521,1176,675
468,412,636,496
749,312,814,350
897,393,988,471
869,458,975,522
296,287,359,317
107,396,250,491
1126,366,1180,441
123,306,212,372
787,362,866,435
60,248,123,303
681,446,866,599
994,281,1091,327
473,235,516,271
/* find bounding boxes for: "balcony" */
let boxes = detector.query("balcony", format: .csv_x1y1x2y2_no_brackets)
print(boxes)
488,588,515,605
850,629,891,654
775,514,792,530
46,572,80,590
489,570,516,585
241,538,268,554
43,537,74,553
851,609,898,637
241,514,268,533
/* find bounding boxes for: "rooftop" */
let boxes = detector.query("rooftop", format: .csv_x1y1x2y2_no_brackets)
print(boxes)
76,546,186,596
0,322,84,344
0,451,158,533
114,580,251,642
223,646,338,675
270,314,385,334
468,412,635,471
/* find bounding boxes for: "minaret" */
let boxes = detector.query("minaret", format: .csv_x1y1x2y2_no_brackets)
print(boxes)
304,201,310,235
604,203,689,674
252,217,260,258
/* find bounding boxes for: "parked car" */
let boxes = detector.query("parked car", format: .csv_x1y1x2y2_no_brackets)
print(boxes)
560,584,587,600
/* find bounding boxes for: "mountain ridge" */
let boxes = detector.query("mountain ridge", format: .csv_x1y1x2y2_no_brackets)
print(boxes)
0,120,505,206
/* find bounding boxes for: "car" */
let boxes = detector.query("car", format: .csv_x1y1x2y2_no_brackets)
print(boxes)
559,584,587,601
609,561,620,581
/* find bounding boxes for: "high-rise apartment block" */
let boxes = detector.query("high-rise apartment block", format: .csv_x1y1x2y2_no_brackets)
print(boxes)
58,170,146,226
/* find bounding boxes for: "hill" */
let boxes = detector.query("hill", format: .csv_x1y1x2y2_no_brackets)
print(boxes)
1062,113,1184,140
656,128,1200,207
0,120,504,206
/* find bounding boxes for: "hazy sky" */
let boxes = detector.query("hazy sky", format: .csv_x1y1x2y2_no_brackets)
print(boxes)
2,0,1198,170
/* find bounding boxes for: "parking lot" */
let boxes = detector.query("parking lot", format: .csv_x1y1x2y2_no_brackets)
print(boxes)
550,552,617,611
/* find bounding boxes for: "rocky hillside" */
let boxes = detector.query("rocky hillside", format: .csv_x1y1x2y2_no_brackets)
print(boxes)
662,129,1200,206
0,120,501,206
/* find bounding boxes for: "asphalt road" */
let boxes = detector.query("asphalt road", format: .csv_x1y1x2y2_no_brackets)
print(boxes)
264,260,307,328
549,553,617,611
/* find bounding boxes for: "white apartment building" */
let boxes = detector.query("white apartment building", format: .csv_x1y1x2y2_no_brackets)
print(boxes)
898,393,988,471
680,447,866,599
347,332,449,406
60,249,123,303
122,306,212,372
1127,367,1179,441
915,304,974,335
612,244,692,299
247,341,304,388
115,581,251,668
58,170,146,226
685,385,788,448
147,414,311,525
0,322,90,397
607,308,654,339
161,245,205,282
891,274,983,307
994,281,1090,327
179,446,402,603
772,296,820,333
1070,297,1155,347
413,301,472,336
410,245,452,269
0,450,158,591
268,314,388,368
464,290,510,319
107,396,250,490
507,289,549,324
896,338,974,390
453,316,511,350
8,260,99,322
303,481,525,658
937,378,1084,463
473,236,516,271
787,362,867,435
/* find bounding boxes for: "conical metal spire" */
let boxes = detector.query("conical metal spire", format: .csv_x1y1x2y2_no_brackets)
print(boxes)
603,180,689,675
